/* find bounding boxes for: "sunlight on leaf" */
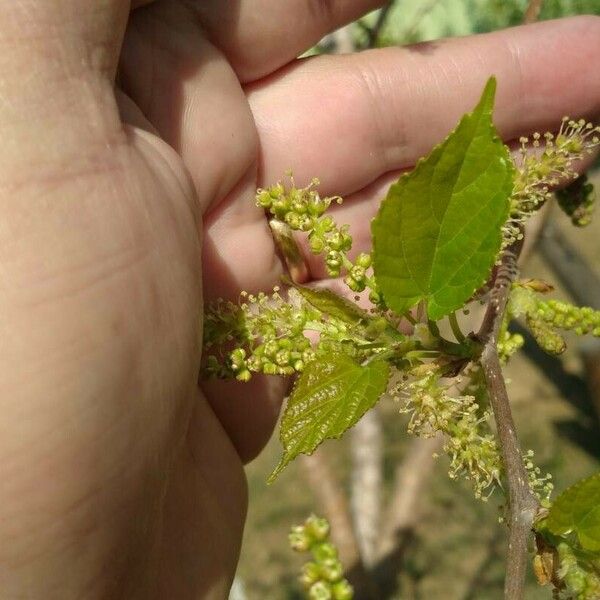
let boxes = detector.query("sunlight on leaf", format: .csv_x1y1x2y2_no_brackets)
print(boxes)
372,77,513,320
269,354,389,482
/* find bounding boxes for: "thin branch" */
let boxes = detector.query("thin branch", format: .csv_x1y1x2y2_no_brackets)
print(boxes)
366,2,394,48
477,242,540,600
350,410,384,567
377,435,443,560
371,435,442,597
523,0,544,24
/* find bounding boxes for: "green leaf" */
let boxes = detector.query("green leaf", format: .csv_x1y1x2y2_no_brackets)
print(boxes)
546,473,600,552
293,285,369,325
371,77,513,320
268,354,389,482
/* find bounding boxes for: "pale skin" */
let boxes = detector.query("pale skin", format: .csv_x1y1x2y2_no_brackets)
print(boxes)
0,1,598,598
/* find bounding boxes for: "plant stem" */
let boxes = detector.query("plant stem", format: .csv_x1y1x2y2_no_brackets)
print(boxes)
403,311,417,326
523,0,544,24
448,311,466,343
477,242,540,600
365,2,393,48
427,318,441,338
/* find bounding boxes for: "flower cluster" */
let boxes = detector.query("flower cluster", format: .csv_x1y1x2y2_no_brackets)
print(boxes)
533,299,600,337
524,449,554,503
508,286,600,357
526,316,567,356
289,515,353,600
203,286,387,381
504,118,600,246
204,288,320,381
393,367,502,500
257,177,380,299
497,329,525,364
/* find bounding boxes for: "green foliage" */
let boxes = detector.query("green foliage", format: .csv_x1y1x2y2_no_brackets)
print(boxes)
356,1,600,49
269,354,390,481
371,77,513,320
533,475,600,598
556,541,600,599
202,77,600,598
546,474,600,552
292,285,370,326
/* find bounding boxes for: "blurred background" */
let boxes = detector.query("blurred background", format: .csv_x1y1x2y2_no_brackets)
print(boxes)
232,2,600,598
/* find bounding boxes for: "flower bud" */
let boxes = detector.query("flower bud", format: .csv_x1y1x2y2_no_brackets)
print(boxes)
309,581,333,600
331,580,353,600
305,515,330,542
356,253,372,268
313,542,338,562
289,525,311,552
321,558,343,582
309,235,325,254
299,561,321,588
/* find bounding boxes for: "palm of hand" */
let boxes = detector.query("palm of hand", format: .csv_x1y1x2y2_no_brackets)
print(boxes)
0,1,598,598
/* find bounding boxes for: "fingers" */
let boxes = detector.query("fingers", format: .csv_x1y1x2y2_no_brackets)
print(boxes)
120,1,258,210
188,0,386,82
248,16,600,198
200,376,289,464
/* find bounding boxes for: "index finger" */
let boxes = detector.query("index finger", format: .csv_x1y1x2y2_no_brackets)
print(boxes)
247,16,600,198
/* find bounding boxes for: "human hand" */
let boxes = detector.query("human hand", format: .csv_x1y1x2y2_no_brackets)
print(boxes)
0,2,598,598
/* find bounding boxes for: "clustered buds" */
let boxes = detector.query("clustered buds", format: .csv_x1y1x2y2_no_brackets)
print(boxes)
509,286,600,357
526,316,567,356
203,285,388,381
497,329,525,364
393,367,503,500
256,177,382,301
532,299,600,337
504,118,599,247
203,288,320,381
524,450,554,502
289,515,353,600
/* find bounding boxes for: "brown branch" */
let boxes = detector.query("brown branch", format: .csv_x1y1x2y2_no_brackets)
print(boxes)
377,435,443,560
523,0,544,24
477,242,540,600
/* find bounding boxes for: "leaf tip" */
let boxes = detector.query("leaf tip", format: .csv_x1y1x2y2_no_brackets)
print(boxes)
267,456,289,484
478,76,498,113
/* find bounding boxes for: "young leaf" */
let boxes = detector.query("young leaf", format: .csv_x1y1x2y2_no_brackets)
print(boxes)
372,77,513,320
293,285,369,325
545,473,600,552
268,354,389,482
